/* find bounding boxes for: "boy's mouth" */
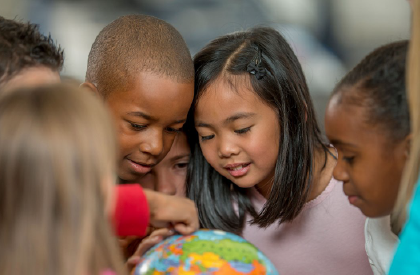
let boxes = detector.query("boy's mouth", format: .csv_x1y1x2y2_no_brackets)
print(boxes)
224,163,251,177
127,158,154,174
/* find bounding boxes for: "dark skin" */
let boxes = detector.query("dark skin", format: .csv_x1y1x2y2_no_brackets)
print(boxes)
83,72,194,186
325,90,410,218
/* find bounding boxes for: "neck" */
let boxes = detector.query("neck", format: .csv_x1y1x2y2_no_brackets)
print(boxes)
255,146,336,202
306,146,336,202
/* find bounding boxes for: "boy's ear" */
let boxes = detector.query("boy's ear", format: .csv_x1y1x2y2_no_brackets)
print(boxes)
80,82,101,97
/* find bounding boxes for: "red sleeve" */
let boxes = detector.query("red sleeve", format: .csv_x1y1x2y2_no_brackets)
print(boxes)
113,184,150,237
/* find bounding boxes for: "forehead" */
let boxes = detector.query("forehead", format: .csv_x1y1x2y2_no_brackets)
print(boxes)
325,95,390,149
163,133,190,159
106,72,194,120
195,77,263,117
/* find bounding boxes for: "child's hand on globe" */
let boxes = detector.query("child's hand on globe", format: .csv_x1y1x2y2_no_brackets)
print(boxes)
126,228,175,272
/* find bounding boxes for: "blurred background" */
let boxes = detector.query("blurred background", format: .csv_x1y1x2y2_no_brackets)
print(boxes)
1,0,411,131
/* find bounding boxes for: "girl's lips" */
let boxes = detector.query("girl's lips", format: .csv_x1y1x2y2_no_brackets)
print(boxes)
347,195,360,205
128,159,153,174
224,163,251,177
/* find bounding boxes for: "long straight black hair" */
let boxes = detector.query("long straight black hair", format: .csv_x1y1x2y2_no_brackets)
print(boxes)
186,27,329,234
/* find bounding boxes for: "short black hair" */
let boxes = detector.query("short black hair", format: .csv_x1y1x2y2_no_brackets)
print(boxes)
332,40,409,141
186,27,329,234
86,14,194,97
0,16,64,87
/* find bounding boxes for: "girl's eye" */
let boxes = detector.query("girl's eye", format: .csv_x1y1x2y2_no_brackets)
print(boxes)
200,135,215,142
130,123,147,131
174,162,189,169
343,156,355,164
235,126,251,134
165,127,182,134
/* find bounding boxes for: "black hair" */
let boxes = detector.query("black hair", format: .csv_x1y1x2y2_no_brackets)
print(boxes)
0,16,64,87
332,40,409,141
86,14,194,97
186,27,329,234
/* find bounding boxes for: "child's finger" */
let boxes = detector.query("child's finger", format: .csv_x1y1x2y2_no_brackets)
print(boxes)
131,228,175,258
173,222,196,235
125,256,141,273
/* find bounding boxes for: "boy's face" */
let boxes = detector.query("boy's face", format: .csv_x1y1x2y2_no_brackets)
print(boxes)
139,132,190,196
325,92,408,218
104,72,193,183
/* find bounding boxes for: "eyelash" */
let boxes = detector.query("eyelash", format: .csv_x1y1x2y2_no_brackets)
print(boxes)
130,123,146,131
201,135,215,142
130,123,181,134
175,162,189,169
235,126,251,134
343,156,355,164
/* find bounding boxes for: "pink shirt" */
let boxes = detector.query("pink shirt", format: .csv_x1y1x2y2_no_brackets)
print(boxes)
242,178,372,275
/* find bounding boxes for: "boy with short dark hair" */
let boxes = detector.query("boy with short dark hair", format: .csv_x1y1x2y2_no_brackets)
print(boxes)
82,15,194,190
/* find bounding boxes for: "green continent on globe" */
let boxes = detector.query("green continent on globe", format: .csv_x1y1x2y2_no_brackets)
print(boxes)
180,239,259,263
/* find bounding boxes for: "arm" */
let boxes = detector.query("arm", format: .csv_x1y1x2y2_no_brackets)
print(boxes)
113,184,199,237
114,184,150,237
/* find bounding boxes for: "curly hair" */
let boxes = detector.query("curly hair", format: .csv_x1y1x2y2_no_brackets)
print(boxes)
0,17,64,86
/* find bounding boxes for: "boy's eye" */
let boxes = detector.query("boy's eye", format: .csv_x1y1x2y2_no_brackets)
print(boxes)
165,127,182,134
130,123,147,131
200,134,215,142
234,126,251,134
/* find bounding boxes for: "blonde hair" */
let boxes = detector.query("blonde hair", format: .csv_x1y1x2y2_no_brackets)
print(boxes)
0,84,127,274
393,0,420,233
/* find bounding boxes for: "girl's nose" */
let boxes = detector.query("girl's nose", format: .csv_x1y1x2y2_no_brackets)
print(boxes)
333,158,350,183
155,172,177,196
218,136,240,158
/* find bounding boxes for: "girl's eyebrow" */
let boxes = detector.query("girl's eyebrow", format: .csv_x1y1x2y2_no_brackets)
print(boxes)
330,139,358,148
196,112,256,128
224,112,256,124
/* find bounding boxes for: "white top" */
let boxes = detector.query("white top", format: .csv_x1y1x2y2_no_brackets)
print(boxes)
364,216,399,275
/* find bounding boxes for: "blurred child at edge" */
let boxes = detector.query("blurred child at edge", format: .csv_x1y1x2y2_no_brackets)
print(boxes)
0,84,127,274
389,0,420,273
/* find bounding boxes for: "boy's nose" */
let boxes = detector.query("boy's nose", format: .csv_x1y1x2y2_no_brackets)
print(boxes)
139,131,164,157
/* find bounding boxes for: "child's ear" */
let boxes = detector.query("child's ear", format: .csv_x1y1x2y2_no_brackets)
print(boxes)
80,82,101,97
404,133,412,158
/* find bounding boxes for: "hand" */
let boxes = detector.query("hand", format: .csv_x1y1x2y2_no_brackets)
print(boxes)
125,228,175,271
144,189,199,235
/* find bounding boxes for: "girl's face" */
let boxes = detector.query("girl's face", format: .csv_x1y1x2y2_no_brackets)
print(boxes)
325,91,409,217
195,77,280,195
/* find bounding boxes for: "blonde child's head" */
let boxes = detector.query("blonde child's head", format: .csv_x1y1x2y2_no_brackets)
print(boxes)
0,84,126,274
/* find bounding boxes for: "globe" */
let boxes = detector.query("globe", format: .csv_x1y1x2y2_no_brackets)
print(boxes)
133,229,279,275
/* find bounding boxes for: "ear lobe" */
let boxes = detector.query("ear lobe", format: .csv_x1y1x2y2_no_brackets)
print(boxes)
80,82,100,97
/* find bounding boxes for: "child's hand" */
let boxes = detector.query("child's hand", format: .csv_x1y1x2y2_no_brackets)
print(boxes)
144,190,199,235
125,228,175,271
